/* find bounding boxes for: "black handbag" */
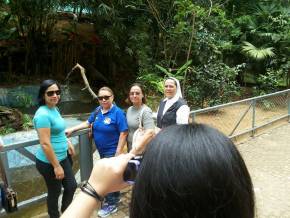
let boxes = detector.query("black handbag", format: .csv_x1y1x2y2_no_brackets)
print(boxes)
0,156,18,213
89,106,101,139
0,184,18,213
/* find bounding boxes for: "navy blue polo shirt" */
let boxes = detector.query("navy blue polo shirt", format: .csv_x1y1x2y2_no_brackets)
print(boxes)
88,105,128,155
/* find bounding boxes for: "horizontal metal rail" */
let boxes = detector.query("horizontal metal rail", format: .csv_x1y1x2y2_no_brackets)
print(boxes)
2,129,89,151
191,89,290,114
191,89,290,139
0,128,93,215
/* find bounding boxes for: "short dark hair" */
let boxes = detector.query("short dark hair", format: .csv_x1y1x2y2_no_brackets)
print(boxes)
37,79,61,106
128,83,147,104
130,124,255,218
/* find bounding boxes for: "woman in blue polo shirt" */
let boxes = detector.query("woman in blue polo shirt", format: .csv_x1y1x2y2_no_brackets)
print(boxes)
34,79,77,218
66,86,128,217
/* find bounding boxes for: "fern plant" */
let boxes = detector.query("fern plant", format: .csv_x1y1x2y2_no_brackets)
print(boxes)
241,41,275,61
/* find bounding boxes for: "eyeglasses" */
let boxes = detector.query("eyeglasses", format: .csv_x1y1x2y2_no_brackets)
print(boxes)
46,90,61,97
129,92,141,96
97,95,111,101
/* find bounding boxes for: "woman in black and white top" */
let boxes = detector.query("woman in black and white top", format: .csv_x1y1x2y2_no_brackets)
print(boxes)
156,77,190,129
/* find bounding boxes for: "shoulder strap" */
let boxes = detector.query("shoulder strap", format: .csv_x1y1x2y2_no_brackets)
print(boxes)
94,106,101,121
91,107,101,133
138,107,145,128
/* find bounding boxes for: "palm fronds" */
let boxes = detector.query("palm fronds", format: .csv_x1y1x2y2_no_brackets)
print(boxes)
241,41,275,60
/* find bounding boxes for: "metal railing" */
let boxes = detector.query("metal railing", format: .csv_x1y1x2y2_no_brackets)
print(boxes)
191,89,290,138
0,129,94,214
1,89,290,215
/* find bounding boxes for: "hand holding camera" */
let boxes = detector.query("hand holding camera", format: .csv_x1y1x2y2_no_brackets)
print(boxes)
123,156,143,184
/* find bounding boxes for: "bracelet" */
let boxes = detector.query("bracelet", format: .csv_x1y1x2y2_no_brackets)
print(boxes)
80,181,104,202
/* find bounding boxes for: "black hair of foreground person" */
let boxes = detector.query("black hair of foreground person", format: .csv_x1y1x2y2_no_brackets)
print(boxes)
130,124,255,218
61,123,254,218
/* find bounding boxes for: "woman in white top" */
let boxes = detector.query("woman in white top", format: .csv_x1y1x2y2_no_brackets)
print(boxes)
156,77,190,129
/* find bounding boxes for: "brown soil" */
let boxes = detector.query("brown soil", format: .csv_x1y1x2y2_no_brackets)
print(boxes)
194,99,287,137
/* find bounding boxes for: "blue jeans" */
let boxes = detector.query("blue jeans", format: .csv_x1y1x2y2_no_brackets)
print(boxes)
100,152,120,206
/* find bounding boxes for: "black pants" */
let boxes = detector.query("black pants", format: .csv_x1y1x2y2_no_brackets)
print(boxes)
36,157,77,218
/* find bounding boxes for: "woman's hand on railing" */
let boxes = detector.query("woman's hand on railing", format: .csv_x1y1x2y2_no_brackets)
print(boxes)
65,128,74,137
65,121,91,137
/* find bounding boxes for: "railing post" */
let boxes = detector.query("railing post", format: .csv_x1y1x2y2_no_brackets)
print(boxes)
288,92,290,122
0,151,12,187
251,99,256,137
190,112,195,123
79,133,93,182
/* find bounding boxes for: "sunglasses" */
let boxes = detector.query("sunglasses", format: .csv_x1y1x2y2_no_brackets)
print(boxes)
46,90,61,97
97,95,111,101
129,92,141,96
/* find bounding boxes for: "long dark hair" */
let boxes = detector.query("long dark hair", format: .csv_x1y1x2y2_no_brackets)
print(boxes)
130,124,255,218
37,79,61,106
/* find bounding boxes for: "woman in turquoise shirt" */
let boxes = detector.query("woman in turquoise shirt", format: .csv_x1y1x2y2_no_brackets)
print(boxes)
34,79,77,218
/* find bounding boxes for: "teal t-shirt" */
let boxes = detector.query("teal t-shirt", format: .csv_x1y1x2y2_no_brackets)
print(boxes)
33,105,68,163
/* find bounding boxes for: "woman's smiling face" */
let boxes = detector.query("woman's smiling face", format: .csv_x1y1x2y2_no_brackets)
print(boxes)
98,90,113,110
164,79,177,99
44,84,61,107
129,85,143,106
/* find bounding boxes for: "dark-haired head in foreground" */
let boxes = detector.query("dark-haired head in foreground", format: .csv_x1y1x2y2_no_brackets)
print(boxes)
130,123,255,218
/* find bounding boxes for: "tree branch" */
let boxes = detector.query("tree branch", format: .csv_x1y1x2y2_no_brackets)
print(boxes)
208,0,213,16
66,63,98,99
146,0,166,31
183,13,195,96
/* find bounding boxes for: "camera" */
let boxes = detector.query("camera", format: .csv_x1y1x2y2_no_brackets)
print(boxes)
123,156,143,184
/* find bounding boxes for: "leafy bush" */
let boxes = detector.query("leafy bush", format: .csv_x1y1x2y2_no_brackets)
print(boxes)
11,92,34,108
186,62,240,108
0,125,16,135
137,72,164,94
257,68,283,94
22,114,33,130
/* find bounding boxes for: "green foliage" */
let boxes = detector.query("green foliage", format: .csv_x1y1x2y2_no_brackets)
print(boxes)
137,72,164,94
257,68,284,93
186,62,240,108
236,1,289,82
242,41,275,60
12,92,34,108
0,11,17,39
0,0,289,107
22,114,33,130
155,60,192,80
0,125,16,135
0,113,31,134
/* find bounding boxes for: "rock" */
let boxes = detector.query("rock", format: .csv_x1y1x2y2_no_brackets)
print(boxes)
0,106,23,131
